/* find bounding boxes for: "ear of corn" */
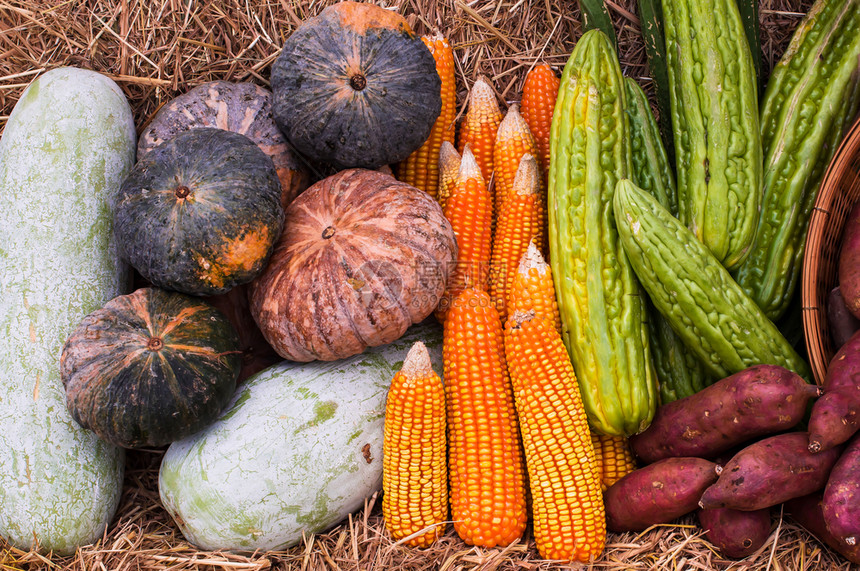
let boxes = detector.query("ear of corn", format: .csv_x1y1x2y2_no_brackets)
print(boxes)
437,140,461,212
589,432,637,491
508,241,561,333
504,310,606,562
444,287,527,548
436,146,493,321
396,33,457,197
520,63,560,178
382,341,448,547
492,103,539,215
488,154,544,320
457,76,503,184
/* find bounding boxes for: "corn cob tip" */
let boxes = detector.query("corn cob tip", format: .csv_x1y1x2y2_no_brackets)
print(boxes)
457,145,484,184
402,341,433,378
440,140,460,161
507,309,535,328
517,240,547,274
512,154,539,196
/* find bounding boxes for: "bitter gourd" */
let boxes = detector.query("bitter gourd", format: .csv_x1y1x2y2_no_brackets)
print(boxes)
662,0,762,271
625,78,715,403
548,30,657,436
613,179,811,382
733,0,860,321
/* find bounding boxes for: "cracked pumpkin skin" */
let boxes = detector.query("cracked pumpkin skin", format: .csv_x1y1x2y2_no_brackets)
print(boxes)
248,169,457,362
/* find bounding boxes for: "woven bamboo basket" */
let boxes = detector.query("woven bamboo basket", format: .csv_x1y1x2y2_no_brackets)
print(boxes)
803,115,860,385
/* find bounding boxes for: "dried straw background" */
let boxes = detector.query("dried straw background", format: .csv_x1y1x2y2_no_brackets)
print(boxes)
0,0,854,569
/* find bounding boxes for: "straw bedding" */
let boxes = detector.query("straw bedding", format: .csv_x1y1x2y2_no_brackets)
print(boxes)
1,0,852,569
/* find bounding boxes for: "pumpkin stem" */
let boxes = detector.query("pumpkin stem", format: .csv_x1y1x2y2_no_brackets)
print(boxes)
322,226,336,239
174,185,191,199
349,74,367,91
147,337,164,351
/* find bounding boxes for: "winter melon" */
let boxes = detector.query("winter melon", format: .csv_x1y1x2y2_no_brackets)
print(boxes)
0,67,136,554
158,322,442,552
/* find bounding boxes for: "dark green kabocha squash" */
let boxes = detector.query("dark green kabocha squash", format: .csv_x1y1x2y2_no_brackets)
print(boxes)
114,127,283,296
61,287,243,449
271,1,442,170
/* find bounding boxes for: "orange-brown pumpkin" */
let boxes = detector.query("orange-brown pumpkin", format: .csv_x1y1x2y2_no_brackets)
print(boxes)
248,169,456,362
137,81,310,209
270,2,442,170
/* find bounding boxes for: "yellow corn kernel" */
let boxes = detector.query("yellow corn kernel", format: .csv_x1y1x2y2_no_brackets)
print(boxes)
437,140,461,212
397,33,457,197
504,310,606,562
492,103,539,215
520,63,559,177
444,287,527,548
507,241,561,333
593,433,637,489
457,76,502,184
382,341,448,547
488,154,544,320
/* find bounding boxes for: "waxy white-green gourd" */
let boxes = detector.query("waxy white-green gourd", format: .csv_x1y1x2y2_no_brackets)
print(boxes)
625,77,715,402
159,323,442,552
733,0,860,321
613,179,811,382
662,0,762,271
548,29,657,437
0,68,136,554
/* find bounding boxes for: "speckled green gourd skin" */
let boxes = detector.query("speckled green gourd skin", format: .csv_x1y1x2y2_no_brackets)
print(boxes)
158,322,442,552
0,68,136,554
625,77,715,403
733,0,860,321
662,0,762,271
613,180,811,382
547,29,657,437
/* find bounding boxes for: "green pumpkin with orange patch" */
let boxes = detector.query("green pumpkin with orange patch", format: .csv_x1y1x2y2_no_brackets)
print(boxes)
114,128,283,296
61,287,243,449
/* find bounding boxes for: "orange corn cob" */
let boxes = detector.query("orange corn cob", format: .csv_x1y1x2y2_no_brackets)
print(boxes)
437,140,461,212
492,103,539,214
382,341,448,547
397,33,457,197
488,154,545,320
444,287,527,548
508,240,561,333
504,310,606,562
436,146,492,321
457,76,503,184
520,63,559,176
590,432,637,492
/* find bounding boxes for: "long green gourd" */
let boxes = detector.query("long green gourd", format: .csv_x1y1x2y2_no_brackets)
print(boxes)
625,77,715,403
733,0,860,321
614,179,811,382
662,0,762,271
548,29,657,437
0,68,136,554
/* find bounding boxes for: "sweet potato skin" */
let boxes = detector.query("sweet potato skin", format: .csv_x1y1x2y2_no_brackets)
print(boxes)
838,200,860,320
697,507,771,558
629,365,819,464
604,457,718,532
828,286,860,350
785,493,860,564
699,432,843,511
822,433,860,551
809,330,860,452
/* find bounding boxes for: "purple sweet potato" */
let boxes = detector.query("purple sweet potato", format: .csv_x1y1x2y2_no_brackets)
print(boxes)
785,493,860,564
629,365,819,464
697,507,772,558
828,286,860,350
699,432,843,511
809,329,860,453
823,433,860,553
838,200,860,320
604,457,718,532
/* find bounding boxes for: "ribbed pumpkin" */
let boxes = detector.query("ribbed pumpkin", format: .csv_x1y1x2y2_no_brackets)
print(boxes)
248,169,457,362
115,128,284,296
270,1,442,170
61,287,242,449
137,81,310,210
